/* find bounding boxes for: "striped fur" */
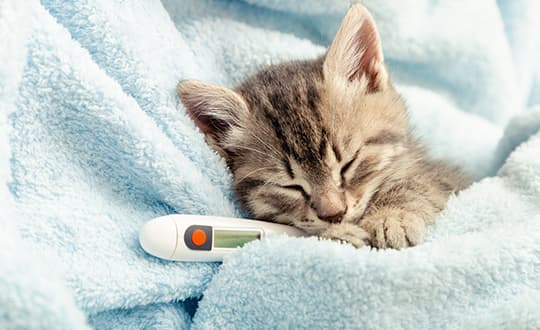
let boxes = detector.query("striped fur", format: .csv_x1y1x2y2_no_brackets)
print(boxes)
178,4,470,249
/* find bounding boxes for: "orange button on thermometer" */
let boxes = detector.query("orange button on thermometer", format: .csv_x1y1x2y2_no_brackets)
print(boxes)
191,229,207,246
184,225,212,251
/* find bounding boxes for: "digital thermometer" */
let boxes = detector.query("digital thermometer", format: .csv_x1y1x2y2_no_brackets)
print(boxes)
139,215,306,262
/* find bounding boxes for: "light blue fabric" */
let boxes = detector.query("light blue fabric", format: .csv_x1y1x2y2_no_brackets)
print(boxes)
89,303,192,330
1,0,539,329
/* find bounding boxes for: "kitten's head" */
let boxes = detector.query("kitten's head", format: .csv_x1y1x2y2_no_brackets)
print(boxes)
178,4,409,233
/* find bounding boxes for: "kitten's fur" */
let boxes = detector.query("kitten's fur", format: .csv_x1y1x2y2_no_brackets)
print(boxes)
178,4,470,249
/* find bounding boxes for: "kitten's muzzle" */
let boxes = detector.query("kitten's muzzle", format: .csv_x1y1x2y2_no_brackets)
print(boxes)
311,188,348,224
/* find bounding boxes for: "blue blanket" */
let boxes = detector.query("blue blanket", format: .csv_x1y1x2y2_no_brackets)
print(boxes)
1,0,539,328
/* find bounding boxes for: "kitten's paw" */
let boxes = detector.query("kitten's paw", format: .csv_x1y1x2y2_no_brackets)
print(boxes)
360,209,425,249
319,223,371,248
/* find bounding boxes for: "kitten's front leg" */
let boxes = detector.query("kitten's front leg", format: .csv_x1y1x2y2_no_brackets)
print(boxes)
359,178,452,249
319,223,371,248
360,208,425,249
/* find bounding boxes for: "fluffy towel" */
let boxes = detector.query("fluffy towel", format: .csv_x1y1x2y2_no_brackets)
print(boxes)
1,0,539,329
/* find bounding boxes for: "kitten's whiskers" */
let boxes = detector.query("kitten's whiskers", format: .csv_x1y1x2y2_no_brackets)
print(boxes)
235,166,281,184
231,144,282,164
249,131,282,156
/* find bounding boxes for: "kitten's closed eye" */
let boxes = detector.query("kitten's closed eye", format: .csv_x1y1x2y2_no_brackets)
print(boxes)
340,150,360,184
340,157,356,177
282,184,309,199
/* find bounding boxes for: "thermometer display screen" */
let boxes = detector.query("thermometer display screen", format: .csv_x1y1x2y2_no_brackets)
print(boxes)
213,229,261,248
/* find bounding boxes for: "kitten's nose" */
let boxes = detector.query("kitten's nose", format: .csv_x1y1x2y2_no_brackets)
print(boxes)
312,189,347,223
318,207,347,223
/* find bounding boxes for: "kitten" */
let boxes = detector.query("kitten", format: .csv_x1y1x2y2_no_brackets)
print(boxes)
177,4,470,249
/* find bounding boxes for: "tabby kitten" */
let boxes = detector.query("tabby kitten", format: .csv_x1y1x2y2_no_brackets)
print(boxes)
178,4,470,249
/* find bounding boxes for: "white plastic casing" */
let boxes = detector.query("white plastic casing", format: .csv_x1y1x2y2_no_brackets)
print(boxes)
139,214,305,262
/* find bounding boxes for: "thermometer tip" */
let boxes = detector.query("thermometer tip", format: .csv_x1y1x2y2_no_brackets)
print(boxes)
139,217,178,260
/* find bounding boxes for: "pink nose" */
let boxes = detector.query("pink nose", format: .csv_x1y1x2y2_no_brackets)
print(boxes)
311,189,347,223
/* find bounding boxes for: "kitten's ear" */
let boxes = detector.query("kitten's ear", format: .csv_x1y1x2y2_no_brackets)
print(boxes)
177,80,248,152
324,4,388,92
